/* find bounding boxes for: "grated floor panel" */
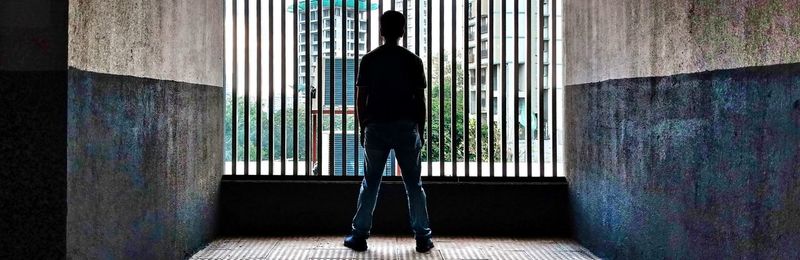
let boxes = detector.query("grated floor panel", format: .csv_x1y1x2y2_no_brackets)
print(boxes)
191,236,598,260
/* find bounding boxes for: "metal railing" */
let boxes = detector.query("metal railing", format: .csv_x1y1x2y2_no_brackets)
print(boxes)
224,0,564,179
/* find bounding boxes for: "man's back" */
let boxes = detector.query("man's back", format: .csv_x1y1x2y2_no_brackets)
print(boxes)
356,44,426,124
346,11,434,254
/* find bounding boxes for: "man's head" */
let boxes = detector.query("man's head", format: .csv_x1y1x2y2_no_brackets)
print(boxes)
380,11,405,43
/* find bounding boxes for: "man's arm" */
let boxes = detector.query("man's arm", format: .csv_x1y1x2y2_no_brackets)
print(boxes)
356,57,369,146
414,58,427,144
356,86,368,128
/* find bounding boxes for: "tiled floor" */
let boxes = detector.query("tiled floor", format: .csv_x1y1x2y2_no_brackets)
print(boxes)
191,236,599,259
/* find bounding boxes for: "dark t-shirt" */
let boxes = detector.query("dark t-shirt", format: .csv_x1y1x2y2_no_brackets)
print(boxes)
356,44,426,125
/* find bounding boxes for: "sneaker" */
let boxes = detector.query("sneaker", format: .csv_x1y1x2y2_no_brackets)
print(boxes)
343,233,368,252
415,237,435,253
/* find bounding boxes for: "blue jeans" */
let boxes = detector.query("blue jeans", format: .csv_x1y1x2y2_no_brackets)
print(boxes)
351,120,432,239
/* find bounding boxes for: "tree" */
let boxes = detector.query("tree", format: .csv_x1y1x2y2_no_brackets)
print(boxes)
420,52,502,162
224,95,307,162
225,52,504,164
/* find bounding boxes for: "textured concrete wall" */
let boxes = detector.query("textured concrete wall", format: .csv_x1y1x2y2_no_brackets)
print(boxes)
0,0,67,259
68,0,223,86
565,0,800,259
67,0,223,259
68,69,222,259
566,0,800,85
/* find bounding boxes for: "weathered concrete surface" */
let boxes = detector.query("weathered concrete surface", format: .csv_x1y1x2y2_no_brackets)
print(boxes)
67,0,224,258
565,0,800,85
68,0,224,86
0,0,67,259
565,0,800,258
67,68,223,259
566,64,800,259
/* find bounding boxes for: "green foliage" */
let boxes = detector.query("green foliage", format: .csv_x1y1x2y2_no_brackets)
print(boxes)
224,52,503,163
420,52,502,162
224,95,307,161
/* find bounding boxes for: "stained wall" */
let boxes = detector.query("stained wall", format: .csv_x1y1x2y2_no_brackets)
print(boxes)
565,0,800,258
66,0,224,258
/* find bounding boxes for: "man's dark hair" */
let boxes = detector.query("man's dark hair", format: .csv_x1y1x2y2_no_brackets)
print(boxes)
380,11,405,41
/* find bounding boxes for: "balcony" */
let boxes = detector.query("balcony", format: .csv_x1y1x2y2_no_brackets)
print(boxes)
25,0,796,259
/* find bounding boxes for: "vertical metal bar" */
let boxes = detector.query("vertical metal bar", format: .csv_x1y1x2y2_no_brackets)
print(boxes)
281,0,287,176
305,0,311,176
356,0,372,177
551,0,557,177
488,0,494,177
426,0,432,177
294,0,300,176
500,0,507,178
379,0,384,45
475,0,482,177
232,0,238,175
463,0,469,178
451,0,457,176
538,0,545,177
306,0,312,176
415,0,420,55
257,0,263,175
413,0,419,170
354,0,361,177
317,1,324,175
414,0,422,175
342,0,347,176
368,0,372,51
514,0,520,177
329,0,335,176
403,0,407,47
526,0,532,178
438,0,444,176
391,0,396,10
244,0,250,175
269,0,275,175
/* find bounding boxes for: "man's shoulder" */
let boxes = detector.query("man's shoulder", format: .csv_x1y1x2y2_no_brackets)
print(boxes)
397,47,422,61
361,51,374,62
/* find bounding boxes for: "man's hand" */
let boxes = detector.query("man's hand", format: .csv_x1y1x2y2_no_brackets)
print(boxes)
360,127,366,147
417,124,425,147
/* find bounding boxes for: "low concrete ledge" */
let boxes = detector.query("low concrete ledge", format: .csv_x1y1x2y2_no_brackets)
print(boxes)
219,178,571,237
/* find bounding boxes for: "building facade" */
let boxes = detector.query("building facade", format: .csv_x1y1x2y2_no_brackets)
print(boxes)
295,0,393,176
466,0,563,160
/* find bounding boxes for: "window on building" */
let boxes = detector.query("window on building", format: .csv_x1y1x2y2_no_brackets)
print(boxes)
470,69,476,85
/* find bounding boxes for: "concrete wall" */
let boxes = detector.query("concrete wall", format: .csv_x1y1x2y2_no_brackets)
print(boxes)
220,180,571,237
566,0,800,85
67,0,223,259
68,0,222,86
0,0,68,259
565,0,800,259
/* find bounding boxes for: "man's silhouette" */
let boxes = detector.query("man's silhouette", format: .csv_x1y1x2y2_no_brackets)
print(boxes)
344,11,433,253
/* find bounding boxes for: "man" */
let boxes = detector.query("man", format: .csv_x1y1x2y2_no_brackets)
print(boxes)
344,11,434,253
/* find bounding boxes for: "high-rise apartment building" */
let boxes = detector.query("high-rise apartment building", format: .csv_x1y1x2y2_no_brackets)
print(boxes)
467,0,562,157
294,1,390,176
392,1,428,55
296,0,372,90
